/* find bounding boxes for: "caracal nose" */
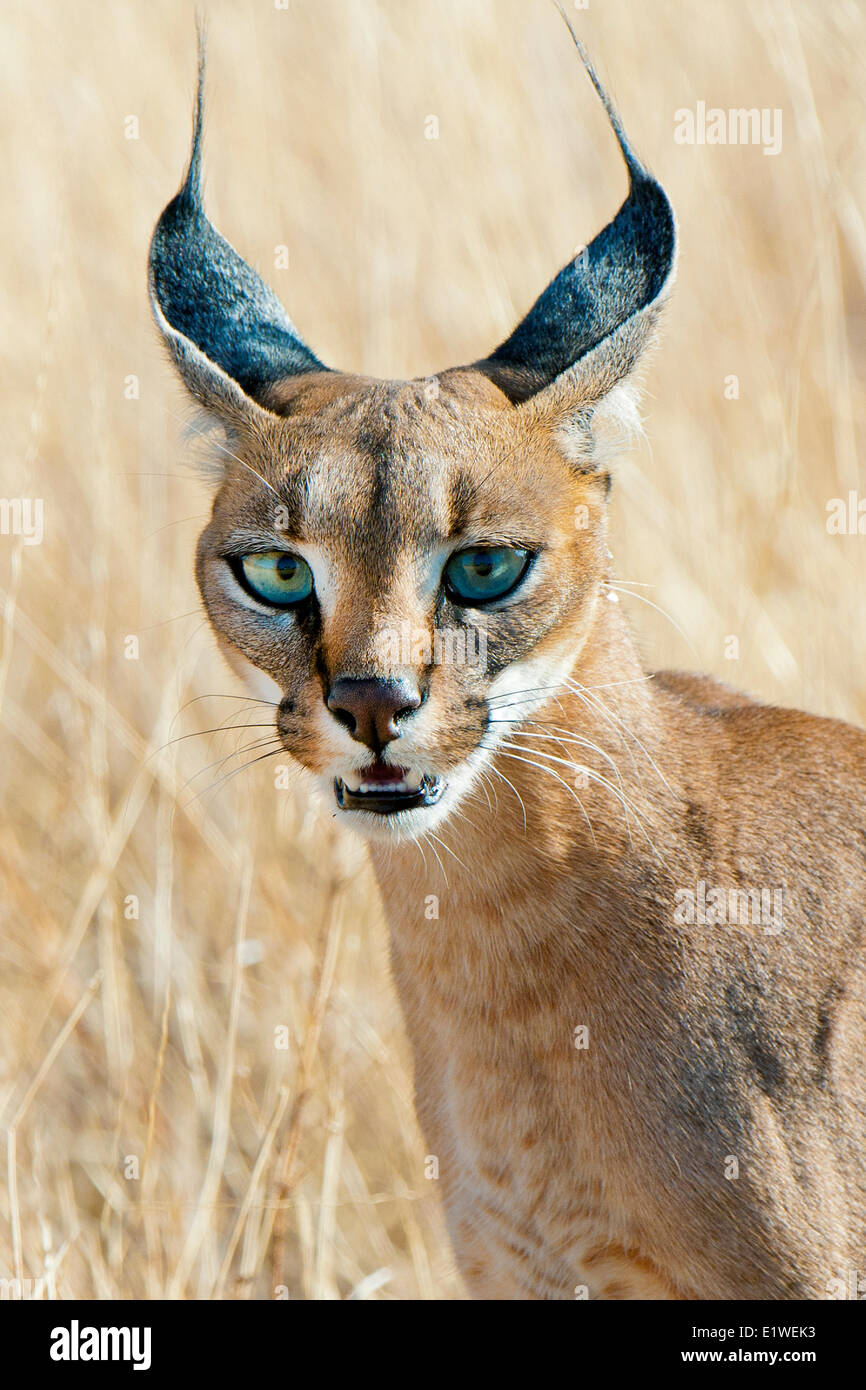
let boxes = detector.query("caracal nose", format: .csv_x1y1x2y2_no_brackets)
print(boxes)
326,676,422,752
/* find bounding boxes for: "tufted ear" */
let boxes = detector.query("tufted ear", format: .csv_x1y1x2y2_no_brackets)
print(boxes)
148,32,330,426
475,20,676,417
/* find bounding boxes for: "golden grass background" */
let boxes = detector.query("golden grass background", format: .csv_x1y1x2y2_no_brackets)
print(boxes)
1,0,864,1299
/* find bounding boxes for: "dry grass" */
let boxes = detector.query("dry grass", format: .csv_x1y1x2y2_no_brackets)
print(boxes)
0,0,863,1299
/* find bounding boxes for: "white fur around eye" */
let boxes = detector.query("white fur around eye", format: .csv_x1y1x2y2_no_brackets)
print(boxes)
289,544,336,618
416,544,454,600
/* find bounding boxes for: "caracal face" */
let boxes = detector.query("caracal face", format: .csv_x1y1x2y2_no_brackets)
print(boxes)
195,369,609,842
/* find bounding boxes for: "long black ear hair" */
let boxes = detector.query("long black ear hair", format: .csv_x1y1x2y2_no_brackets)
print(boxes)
148,25,329,417
475,12,676,407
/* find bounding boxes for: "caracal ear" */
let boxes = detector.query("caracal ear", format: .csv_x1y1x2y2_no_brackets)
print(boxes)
148,26,331,432
474,16,676,438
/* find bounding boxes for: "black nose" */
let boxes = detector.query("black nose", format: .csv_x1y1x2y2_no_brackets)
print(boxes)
327,676,421,752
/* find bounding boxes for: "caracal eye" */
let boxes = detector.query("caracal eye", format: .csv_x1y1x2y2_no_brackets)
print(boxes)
444,546,532,605
236,551,314,607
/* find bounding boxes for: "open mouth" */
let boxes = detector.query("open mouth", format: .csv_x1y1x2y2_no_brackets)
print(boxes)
334,762,446,815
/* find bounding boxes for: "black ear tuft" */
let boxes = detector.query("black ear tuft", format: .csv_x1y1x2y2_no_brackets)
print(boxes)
148,28,329,412
476,21,676,406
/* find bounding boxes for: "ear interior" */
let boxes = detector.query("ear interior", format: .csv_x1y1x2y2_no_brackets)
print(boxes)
149,292,273,432
549,376,645,477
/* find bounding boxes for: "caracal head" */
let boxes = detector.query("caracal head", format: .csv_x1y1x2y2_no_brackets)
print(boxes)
149,23,675,843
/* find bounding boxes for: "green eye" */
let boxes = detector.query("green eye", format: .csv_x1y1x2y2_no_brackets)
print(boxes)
236,551,313,607
444,546,532,605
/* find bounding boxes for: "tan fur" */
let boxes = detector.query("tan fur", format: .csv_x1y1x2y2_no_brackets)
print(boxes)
184,367,866,1300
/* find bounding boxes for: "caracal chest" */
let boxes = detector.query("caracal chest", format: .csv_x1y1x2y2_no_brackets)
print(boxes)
393,929,674,1298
